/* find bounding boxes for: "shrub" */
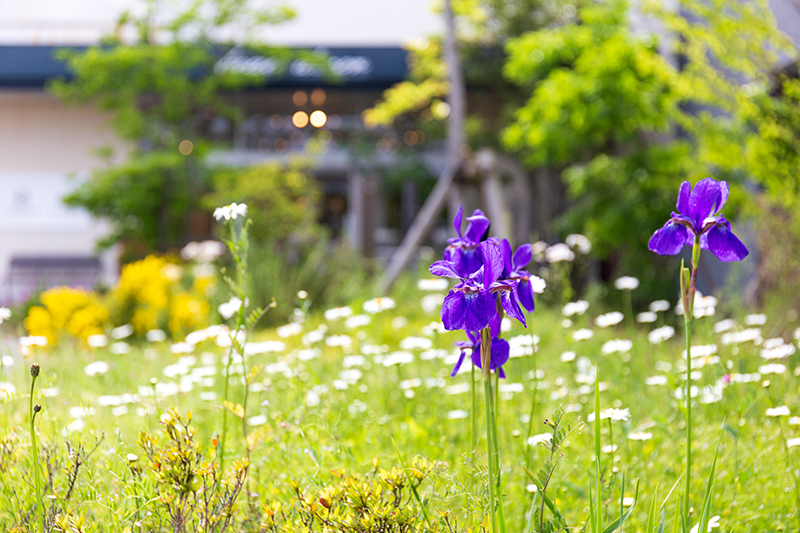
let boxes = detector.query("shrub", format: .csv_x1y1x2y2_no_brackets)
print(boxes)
204,162,321,244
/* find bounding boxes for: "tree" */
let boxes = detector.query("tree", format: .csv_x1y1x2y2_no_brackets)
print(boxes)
364,0,575,150
500,0,797,298
50,0,297,253
502,1,683,263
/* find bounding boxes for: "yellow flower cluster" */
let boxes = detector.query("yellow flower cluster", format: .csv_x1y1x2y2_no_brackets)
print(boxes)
23,254,214,346
109,255,210,337
24,286,108,345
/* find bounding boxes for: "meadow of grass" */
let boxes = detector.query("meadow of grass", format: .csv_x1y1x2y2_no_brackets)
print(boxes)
1,269,799,532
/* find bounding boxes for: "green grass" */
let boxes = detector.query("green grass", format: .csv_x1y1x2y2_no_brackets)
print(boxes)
0,281,799,531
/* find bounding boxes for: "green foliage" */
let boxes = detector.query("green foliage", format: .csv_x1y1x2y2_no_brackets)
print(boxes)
2,279,800,530
560,145,688,258
49,0,298,254
205,162,321,244
64,150,198,250
262,457,445,532
365,0,570,148
246,230,369,326
499,0,800,298
647,0,796,180
502,3,679,167
137,410,249,532
746,75,800,228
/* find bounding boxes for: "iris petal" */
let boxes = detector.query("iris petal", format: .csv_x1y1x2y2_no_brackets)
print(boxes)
717,181,729,213
677,180,691,214
487,312,502,338
517,280,535,312
648,222,689,255
455,247,483,277
706,222,749,262
452,204,463,238
500,239,513,278
688,178,721,228
512,243,533,270
490,338,510,370
450,351,467,377
441,291,460,330
447,290,496,332
464,210,490,243
430,260,461,279
502,289,526,327
480,241,504,288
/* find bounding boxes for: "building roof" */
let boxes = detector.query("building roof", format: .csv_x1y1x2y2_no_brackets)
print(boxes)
0,45,408,89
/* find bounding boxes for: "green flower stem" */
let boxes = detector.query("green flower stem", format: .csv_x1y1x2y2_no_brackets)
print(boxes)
219,217,249,476
219,342,233,474
522,349,538,530
683,308,693,520
493,370,507,533
682,237,700,520
594,368,602,533
624,290,634,332
525,349,539,463
29,366,43,532
471,364,478,453
481,327,499,533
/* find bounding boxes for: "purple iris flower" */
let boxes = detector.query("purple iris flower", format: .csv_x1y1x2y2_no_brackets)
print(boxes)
431,240,525,332
445,205,491,277
451,313,510,378
648,177,748,262
499,239,535,313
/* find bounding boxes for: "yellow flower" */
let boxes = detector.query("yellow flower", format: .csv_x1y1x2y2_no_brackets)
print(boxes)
109,254,211,338
169,292,208,337
24,286,108,345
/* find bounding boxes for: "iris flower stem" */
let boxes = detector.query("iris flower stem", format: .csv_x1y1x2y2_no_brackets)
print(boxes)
481,327,499,533
493,370,507,533
471,365,478,453
682,237,700,521
683,308,693,521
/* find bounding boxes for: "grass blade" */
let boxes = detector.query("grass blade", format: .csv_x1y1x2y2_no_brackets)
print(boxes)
646,485,659,533
594,369,602,533
697,440,721,533
526,490,539,533
602,479,639,533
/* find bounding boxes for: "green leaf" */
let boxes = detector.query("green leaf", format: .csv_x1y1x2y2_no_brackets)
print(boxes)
697,440,721,533
646,485,659,533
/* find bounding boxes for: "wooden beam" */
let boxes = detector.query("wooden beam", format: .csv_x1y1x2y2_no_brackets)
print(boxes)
378,0,466,293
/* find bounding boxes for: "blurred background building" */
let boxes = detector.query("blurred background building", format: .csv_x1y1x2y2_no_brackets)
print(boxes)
1,0,800,305
0,0,445,303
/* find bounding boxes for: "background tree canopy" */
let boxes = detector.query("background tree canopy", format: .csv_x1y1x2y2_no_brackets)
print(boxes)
369,0,799,303
50,0,302,254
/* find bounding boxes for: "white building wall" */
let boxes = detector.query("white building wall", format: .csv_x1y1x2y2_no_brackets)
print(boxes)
0,90,122,302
